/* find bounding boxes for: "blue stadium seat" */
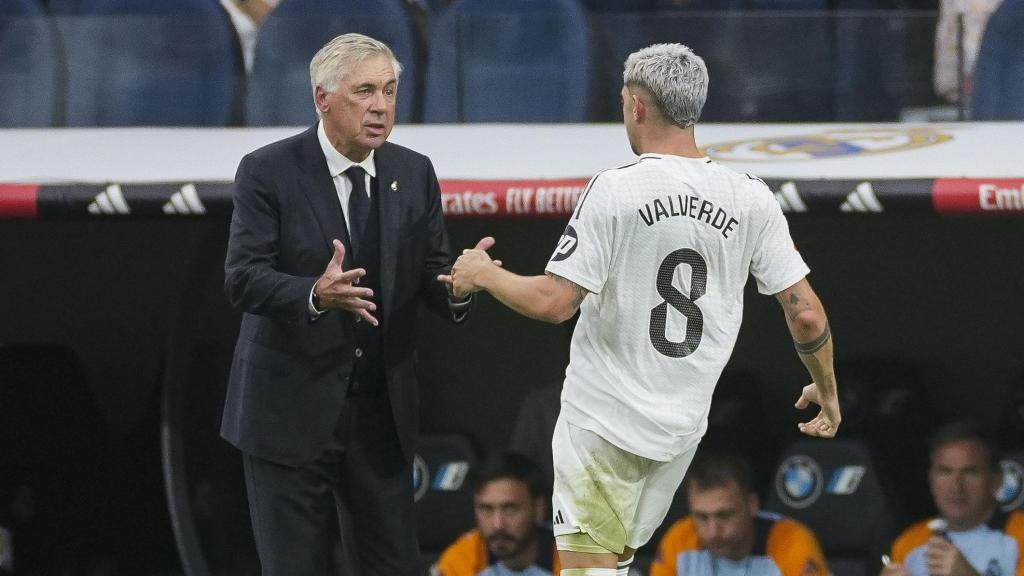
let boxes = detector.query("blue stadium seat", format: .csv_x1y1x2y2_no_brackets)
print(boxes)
766,439,902,576
971,0,1024,120
424,0,591,122
246,0,419,126
590,8,831,122
59,0,241,126
0,0,60,126
414,434,478,555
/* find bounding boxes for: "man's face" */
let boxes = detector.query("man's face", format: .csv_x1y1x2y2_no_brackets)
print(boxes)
473,478,539,561
316,54,396,161
621,85,640,155
929,439,1001,530
688,481,758,561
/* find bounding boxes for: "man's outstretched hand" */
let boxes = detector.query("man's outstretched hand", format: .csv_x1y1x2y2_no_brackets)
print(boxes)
315,239,378,326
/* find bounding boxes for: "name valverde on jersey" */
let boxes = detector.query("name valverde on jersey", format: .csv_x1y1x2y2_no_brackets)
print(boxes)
545,153,809,462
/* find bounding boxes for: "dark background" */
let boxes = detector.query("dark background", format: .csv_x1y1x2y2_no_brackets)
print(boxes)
1,214,1022,574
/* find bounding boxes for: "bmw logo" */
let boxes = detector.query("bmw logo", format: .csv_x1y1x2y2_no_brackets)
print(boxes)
998,459,1024,512
412,454,430,503
775,455,823,509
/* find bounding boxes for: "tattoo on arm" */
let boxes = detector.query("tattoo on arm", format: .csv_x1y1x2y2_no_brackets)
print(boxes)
781,289,812,321
795,322,831,355
547,272,588,310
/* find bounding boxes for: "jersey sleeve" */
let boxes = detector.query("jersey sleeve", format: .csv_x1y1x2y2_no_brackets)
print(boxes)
748,182,810,296
766,519,829,576
544,173,615,295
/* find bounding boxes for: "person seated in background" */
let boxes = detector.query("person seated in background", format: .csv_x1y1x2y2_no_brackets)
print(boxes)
650,449,828,576
433,452,560,576
881,421,1024,576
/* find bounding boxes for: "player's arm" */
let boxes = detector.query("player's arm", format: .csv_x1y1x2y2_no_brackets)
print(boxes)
774,278,841,437
442,249,585,324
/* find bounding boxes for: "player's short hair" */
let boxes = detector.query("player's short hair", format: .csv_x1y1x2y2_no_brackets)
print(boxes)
684,448,754,495
623,43,708,129
309,33,403,111
471,451,548,500
928,420,1001,471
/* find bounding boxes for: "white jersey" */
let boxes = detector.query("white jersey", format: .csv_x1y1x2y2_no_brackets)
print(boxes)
545,153,809,461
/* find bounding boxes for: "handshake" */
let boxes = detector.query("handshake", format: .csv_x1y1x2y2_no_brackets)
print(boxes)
437,236,503,300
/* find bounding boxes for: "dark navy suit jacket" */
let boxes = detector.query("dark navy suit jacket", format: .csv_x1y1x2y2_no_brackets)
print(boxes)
222,125,461,466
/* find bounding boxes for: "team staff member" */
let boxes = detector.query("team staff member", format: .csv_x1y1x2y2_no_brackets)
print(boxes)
650,450,828,576
882,422,1024,576
223,33,491,575
435,453,560,576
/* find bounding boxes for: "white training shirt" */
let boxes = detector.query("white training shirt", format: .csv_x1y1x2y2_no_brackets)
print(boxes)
545,153,809,461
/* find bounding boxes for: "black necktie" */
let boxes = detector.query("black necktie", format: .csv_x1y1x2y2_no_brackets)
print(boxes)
346,165,369,255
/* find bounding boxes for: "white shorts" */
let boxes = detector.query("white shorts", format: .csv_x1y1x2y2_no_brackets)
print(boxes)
550,415,698,554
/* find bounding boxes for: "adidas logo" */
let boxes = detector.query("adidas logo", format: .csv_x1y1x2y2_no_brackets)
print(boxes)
840,182,883,213
774,181,808,213
553,510,565,525
87,184,130,215
163,184,207,215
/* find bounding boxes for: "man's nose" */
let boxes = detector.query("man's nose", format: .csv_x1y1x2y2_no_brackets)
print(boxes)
368,91,386,111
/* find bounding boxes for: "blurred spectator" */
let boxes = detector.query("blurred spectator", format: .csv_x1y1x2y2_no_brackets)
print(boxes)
970,0,1024,119
219,0,280,71
933,0,1002,106
432,452,559,576
650,449,829,576
881,421,1024,576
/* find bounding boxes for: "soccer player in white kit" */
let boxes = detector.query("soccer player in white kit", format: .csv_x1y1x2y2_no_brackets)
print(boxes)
439,43,841,576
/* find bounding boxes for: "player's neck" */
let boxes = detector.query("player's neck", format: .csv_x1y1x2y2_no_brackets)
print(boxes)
636,126,702,159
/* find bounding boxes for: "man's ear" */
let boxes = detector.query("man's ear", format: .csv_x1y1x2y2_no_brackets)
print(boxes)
314,86,329,114
632,93,645,123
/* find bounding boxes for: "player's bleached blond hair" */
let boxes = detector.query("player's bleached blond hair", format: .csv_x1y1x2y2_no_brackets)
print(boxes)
623,43,708,129
309,33,403,115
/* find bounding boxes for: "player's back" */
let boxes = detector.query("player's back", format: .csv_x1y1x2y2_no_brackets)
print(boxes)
546,153,808,461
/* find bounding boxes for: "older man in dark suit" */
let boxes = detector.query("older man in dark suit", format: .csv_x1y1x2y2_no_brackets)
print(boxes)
222,33,490,576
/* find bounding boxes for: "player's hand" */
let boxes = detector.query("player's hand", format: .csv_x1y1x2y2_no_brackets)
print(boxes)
795,383,841,438
924,536,977,576
315,239,378,325
437,237,502,299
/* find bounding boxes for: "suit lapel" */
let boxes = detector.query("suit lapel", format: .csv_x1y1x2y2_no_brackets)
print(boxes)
375,143,401,329
296,126,354,269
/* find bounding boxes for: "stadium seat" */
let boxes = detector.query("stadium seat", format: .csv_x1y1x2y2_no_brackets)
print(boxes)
589,6,831,122
766,439,901,576
245,0,420,126
971,0,1024,120
59,0,241,126
0,0,60,126
998,451,1024,512
0,345,109,574
805,359,936,521
414,434,479,556
423,0,592,122
997,451,1024,513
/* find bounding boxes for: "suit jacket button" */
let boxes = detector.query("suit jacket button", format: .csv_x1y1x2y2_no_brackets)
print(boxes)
354,348,363,358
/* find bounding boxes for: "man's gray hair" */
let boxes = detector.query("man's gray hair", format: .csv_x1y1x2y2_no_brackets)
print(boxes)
309,33,403,110
623,43,708,129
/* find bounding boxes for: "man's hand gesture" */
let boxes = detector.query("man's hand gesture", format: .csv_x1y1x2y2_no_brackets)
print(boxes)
314,239,378,326
794,383,841,438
